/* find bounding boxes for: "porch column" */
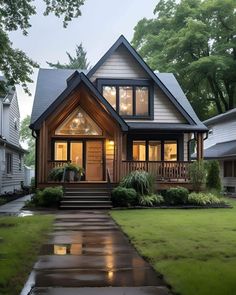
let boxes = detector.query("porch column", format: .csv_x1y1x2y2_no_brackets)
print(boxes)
114,131,122,183
196,132,204,161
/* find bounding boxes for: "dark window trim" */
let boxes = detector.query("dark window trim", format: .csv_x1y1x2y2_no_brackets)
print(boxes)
224,160,236,178
6,152,13,175
97,78,154,120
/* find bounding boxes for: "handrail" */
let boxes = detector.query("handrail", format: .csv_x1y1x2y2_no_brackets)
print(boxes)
106,168,112,190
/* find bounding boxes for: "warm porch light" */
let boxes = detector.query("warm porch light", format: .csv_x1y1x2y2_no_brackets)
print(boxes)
109,140,114,145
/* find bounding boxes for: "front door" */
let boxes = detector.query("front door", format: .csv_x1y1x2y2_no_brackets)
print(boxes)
86,141,104,181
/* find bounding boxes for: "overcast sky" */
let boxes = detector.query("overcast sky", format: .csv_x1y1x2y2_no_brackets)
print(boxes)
8,0,157,120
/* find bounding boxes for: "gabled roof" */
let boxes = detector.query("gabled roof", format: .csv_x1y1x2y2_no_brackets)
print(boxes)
87,35,206,130
30,71,128,131
204,108,236,126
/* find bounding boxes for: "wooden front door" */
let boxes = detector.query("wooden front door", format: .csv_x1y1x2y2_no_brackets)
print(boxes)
86,141,104,181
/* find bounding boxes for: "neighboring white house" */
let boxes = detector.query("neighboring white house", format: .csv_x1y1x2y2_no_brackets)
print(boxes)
204,108,236,193
0,77,26,194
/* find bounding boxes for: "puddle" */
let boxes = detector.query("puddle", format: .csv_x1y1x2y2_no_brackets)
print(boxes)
18,211,34,217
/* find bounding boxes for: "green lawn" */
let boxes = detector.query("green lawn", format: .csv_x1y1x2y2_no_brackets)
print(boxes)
0,215,54,295
111,200,236,295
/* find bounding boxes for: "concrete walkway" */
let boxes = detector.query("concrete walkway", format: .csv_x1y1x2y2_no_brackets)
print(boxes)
0,194,32,214
21,210,171,295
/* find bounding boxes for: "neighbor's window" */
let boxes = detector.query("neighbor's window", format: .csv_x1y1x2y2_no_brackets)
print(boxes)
6,153,13,174
119,86,133,116
224,160,236,177
136,87,149,116
19,154,22,171
164,141,177,161
54,142,67,161
149,141,161,161
103,86,116,109
133,141,146,161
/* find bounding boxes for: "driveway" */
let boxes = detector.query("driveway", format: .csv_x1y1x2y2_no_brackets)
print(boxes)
21,210,171,295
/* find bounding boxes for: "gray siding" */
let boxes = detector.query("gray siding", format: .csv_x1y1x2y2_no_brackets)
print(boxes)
8,94,20,146
91,45,149,80
0,148,24,194
204,118,236,149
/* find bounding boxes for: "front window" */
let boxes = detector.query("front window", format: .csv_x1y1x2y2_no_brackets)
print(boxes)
224,161,236,177
133,141,146,161
102,83,150,118
136,87,149,116
164,141,177,161
70,142,83,166
149,141,161,161
119,86,133,116
55,106,102,136
54,142,67,161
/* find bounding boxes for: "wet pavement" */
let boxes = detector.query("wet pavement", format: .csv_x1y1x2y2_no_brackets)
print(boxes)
21,210,171,295
0,194,32,214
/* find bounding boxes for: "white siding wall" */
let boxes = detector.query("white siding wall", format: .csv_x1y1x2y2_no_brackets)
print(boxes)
8,94,20,146
204,119,236,149
2,104,9,141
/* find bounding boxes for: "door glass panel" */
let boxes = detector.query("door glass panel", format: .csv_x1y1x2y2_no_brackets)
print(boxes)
136,87,149,116
70,142,83,167
55,142,67,161
164,141,177,161
55,106,102,135
119,86,133,116
86,141,103,181
103,86,116,109
149,141,161,161
133,141,146,161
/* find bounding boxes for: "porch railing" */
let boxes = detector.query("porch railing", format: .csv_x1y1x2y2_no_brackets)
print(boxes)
48,160,69,170
121,161,191,182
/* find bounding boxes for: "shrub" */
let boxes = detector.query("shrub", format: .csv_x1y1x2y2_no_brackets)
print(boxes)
188,192,225,206
164,187,189,205
28,186,63,207
189,160,206,192
206,160,221,192
48,167,64,181
121,170,154,196
139,194,164,207
111,186,137,207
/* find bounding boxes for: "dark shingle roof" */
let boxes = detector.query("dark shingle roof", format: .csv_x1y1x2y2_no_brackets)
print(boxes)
31,68,88,124
203,140,236,159
204,108,236,126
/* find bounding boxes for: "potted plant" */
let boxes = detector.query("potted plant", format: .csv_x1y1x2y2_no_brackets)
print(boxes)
64,163,84,182
48,166,64,182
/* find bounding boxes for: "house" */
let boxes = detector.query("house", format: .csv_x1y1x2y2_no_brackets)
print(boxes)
30,35,207,191
204,109,236,193
0,77,26,194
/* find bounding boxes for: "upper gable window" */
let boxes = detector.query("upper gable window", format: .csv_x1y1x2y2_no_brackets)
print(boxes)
55,106,102,136
101,80,152,119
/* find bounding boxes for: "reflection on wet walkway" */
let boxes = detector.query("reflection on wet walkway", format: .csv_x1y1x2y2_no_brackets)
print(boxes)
21,210,170,295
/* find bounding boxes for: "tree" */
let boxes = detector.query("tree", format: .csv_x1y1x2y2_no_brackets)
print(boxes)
206,160,221,192
0,0,85,93
20,115,35,167
47,43,90,69
132,0,236,120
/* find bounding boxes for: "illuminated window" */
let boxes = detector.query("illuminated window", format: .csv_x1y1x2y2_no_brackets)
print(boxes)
54,142,67,161
55,106,102,136
70,142,83,166
103,86,116,109
164,141,177,161
149,141,161,161
136,87,149,116
133,141,146,161
119,86,133,116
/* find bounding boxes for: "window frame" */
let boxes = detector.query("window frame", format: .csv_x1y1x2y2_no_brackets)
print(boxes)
224,160,236,178
97,78,154,120
6,152,13,175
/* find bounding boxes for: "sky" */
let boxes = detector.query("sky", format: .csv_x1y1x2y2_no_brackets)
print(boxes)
8,0,157,121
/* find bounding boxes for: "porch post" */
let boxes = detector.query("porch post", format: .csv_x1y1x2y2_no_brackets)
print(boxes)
196,132,204,161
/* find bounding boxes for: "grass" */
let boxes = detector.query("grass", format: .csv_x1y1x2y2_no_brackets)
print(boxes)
111,199,236,295
0,215,54,295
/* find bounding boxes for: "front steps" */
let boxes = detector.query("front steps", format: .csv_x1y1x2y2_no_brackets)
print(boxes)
60,185,112,209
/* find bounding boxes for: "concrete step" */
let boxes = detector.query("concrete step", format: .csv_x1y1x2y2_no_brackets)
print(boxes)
62,197,110,201
60,205,112,209
61,200,111,204
64,191,110,196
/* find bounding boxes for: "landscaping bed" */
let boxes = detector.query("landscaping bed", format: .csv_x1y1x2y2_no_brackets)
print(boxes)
0,215,54,295
0,190,29,206
111,199,236,295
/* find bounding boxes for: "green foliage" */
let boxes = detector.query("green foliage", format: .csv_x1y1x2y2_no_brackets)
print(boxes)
49,163,84,182
164,187,189,205
188,192,226,206
20,115,35,166
48,167,64,181
0,0,85,92
132,0,236,119
139,194,164,207
121,170,155,196
111,186,138,207
189,160,206,192
47,43,90,69
206,160,221,192
30,186,63,207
